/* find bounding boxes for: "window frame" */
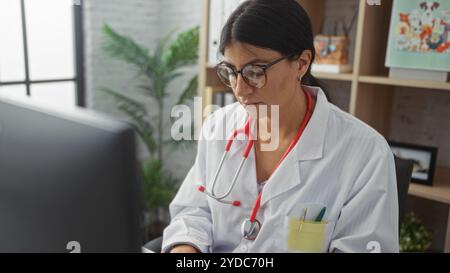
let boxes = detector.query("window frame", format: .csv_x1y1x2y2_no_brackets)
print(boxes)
0,0,86,107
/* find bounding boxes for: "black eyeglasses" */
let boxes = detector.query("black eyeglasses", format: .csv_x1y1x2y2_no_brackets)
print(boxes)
215,54,295,89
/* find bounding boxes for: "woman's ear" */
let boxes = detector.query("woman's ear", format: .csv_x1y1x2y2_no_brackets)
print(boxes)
297,50,312,78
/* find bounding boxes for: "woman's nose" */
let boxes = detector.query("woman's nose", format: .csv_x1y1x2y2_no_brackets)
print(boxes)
234,74,253,98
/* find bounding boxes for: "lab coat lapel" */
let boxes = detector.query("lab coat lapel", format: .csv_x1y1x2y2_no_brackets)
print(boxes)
260,86,330,207
293,86,330,163
260,153,300,206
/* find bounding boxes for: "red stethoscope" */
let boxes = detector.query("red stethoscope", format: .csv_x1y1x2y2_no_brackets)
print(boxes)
198,89,314,240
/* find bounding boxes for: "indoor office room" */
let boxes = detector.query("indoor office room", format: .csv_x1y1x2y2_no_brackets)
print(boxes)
0,0,449,255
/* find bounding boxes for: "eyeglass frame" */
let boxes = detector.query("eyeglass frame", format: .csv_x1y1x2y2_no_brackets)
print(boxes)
215,53,298,88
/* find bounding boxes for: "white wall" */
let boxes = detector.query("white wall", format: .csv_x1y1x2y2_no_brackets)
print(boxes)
83,0,201,179
156,0,202,178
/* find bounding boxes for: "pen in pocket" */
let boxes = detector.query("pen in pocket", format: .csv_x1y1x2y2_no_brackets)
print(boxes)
298,208,307,232
315,207,326,222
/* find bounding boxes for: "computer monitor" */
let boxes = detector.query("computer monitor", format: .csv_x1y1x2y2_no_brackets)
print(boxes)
0,95,143,253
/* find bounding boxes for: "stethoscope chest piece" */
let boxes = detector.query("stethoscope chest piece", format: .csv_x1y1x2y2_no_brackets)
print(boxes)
241,219,261,240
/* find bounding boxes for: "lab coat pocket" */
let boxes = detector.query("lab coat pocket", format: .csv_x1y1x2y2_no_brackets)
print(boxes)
283,216,334,253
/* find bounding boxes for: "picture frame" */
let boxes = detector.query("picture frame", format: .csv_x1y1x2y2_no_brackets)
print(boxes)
388,141,438,186
385,0,450,72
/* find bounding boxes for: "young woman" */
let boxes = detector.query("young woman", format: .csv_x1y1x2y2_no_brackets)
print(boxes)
162,0,398,253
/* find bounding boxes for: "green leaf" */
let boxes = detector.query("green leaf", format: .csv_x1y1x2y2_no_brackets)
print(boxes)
136,84,159,100
146,28,178,88
141,159,179,209
399,212,433,252
100,88,157,155
155,27,178,64
164,72,184,85
163,26,199,71
176,75,198,105
101,23,157,78
99,24,200,209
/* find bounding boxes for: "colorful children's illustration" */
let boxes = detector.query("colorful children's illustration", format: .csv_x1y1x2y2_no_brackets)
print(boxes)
386,0,450,71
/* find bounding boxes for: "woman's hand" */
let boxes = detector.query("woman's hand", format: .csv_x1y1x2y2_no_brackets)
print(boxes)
170,244,200,253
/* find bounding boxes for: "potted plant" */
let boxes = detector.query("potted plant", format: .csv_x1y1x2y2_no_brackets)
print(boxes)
100,24,199,240
400,212,433,252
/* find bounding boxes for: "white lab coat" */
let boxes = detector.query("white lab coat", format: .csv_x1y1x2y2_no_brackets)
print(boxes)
162,86,399,253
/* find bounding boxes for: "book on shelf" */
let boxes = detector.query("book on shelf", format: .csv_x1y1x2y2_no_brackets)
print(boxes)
224,92,236,106
213,91,224,107
213,91,236,107
385,0,450,73
389,67,449,82
208,0,245,64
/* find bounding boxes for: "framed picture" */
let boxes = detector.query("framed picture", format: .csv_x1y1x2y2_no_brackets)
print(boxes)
388,141,438,186
385,0,450,71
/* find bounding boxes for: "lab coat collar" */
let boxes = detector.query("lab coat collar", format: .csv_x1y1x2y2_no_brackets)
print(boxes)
259,86,330,206
217,86,330,209
231,85,330,163
293,85,330,162
233,85,330,159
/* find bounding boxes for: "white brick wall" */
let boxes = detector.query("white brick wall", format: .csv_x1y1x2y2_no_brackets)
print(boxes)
156,0,201,177
84,0,159,112
83,0,201,178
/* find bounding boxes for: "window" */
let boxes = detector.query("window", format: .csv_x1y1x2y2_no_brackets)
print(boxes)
0,0,85,108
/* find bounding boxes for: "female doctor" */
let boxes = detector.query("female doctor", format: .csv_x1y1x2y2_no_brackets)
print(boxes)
162,0,399,253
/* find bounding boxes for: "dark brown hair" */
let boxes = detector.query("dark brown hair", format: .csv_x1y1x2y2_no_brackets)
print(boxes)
219,0,324,89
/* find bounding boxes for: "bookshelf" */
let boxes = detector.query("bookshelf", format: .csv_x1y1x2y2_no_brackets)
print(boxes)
198,0,450,252
313,72,354,82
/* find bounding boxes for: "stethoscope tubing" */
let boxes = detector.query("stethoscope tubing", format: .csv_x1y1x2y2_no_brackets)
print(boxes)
198,89,314,240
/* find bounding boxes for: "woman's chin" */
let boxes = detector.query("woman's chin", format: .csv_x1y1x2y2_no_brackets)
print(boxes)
241,103,258,116
243,103,274,120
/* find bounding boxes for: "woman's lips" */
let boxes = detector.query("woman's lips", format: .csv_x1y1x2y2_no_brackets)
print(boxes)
241,102,263,107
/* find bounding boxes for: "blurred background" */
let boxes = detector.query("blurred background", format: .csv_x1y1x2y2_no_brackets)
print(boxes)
0,0,201,244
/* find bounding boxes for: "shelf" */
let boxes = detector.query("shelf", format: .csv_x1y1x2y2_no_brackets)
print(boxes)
358,76,450,91
313,72,354,82
408,167,450,205
204,85,230,92
205,65,225,88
